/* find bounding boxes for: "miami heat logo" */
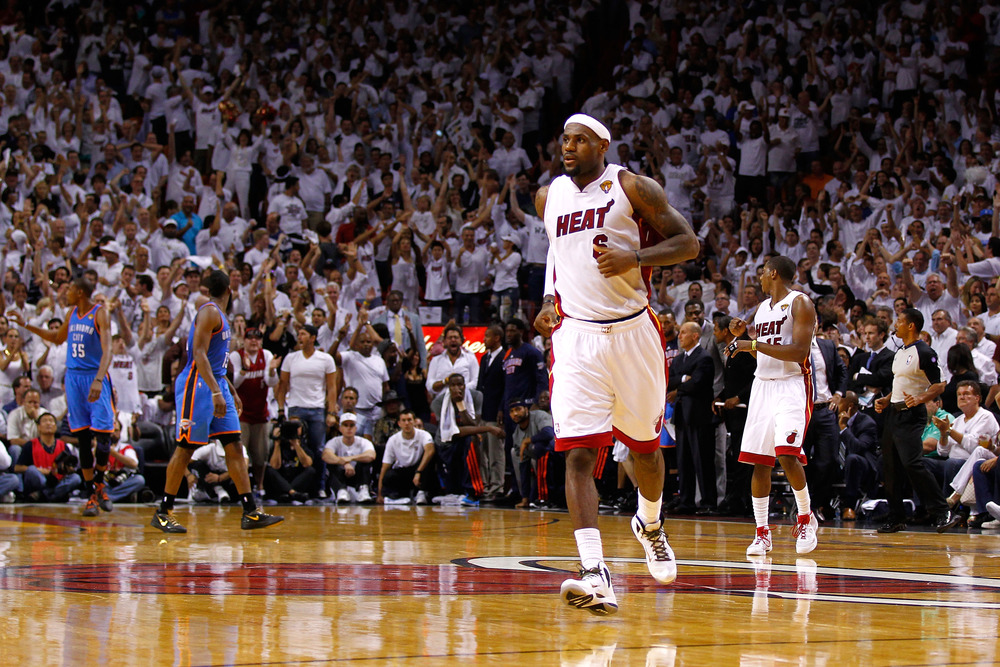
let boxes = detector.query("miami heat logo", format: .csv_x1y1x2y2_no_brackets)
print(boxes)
785,429,798,444
600,180,613,193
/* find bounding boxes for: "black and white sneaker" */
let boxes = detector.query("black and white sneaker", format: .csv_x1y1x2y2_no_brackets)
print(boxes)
560,564,618,616
631,514,677,584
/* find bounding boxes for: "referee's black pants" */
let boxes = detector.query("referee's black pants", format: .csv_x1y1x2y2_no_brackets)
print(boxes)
881,403,949,521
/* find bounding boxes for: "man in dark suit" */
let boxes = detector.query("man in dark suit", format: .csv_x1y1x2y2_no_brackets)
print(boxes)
847,317,894,423
802,333,848,520
837,391,880,520
666,321,717,513
476,324,507,500
713,315,757,516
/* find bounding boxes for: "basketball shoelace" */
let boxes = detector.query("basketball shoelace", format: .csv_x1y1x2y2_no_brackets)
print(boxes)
641,525,673,561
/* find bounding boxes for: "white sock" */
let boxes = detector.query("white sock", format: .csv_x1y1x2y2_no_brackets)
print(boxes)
574,528,605,571
637,490,662,526
792,485,811,518
752,496,770,529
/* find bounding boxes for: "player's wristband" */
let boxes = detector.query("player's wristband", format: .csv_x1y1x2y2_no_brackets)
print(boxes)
212,391,222,396
751,340,757,352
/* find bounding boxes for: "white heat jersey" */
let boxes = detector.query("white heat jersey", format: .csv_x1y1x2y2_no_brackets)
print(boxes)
543,164,658,321
752,289,813,380
109,352,142,414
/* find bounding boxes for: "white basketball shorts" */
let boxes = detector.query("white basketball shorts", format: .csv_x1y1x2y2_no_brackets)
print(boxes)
550,309,666,454
739,374,812,467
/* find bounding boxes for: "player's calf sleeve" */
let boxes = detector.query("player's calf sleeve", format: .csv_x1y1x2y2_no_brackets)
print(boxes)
78,430,95,471
93,434,111,483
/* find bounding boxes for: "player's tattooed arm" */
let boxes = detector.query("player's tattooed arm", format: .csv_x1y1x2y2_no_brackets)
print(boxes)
620,171,699,268
534,185,548,219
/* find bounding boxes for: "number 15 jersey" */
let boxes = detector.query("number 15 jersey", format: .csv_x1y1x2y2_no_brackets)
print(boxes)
543,164,656,321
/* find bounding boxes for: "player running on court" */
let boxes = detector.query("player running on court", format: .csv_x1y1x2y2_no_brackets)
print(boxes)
535,113,699,615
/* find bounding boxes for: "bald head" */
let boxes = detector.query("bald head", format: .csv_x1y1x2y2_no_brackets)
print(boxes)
680,322,701,336
678,321,702,351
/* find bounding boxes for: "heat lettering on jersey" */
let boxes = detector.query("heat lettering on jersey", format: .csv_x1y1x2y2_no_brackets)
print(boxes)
754,316,788,340
555,199,614,237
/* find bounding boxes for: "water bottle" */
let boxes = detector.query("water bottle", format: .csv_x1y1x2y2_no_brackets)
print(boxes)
463,305,470,323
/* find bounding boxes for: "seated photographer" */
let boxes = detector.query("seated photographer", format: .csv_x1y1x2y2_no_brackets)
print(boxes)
321,413,376,503
378,410,436,505
430,373,501,503
264,418,318,503
105,419,147,503
14,412,82,502
186,441,249,503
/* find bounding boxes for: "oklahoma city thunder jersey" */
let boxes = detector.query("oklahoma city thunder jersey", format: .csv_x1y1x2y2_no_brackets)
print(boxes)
67,304,104,372
183,303,232,378
752,289,813,380
543,164,657,321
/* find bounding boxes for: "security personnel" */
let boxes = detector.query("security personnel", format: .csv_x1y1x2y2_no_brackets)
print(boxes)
874,308,959,533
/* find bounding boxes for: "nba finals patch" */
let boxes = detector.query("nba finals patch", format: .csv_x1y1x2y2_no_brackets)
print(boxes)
600,180,613,193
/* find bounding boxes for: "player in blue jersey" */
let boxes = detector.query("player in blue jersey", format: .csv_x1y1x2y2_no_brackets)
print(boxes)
10,277,116,517
151,270,283,533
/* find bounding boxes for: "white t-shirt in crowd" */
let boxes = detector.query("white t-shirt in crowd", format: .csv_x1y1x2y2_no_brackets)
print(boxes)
338,350,389,410
383,428,434,469
324,435,376,460
281,350,337,408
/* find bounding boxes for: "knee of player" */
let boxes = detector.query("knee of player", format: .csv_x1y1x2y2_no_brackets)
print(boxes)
564,448,598,473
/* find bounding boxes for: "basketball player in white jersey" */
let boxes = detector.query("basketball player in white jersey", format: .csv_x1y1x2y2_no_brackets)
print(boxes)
727,256,819,556
534,113,699,615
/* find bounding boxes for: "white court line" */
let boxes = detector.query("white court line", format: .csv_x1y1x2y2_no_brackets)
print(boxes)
464,556,1000,602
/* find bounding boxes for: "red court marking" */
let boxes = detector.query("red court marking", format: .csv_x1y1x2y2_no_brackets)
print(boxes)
0,562,988,597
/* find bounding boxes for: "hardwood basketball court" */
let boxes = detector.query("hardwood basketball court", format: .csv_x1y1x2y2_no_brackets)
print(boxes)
2,504,998,665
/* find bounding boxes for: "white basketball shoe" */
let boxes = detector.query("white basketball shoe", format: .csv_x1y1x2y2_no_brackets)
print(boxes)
793,512,819,554
746,526,773,556
560,563,618,616
630,515,677,584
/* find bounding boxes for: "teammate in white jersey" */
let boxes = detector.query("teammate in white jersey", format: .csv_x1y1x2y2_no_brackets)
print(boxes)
727,256,819,557
534,113,699,615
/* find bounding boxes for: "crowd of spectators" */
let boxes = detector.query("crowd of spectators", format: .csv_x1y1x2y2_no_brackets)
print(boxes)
3,0,1000,525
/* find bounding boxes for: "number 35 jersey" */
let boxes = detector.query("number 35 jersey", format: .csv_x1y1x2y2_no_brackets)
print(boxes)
543,164,659,321
66,304,105,373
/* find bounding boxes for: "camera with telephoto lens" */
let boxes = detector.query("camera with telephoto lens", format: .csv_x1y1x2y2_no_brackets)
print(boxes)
55,450,79,475
272,418,302,441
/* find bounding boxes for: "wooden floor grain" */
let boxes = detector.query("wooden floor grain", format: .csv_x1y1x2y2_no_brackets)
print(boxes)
1,504,998,666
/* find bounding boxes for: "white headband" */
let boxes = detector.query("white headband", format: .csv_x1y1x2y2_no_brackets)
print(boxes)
564,114,611,143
